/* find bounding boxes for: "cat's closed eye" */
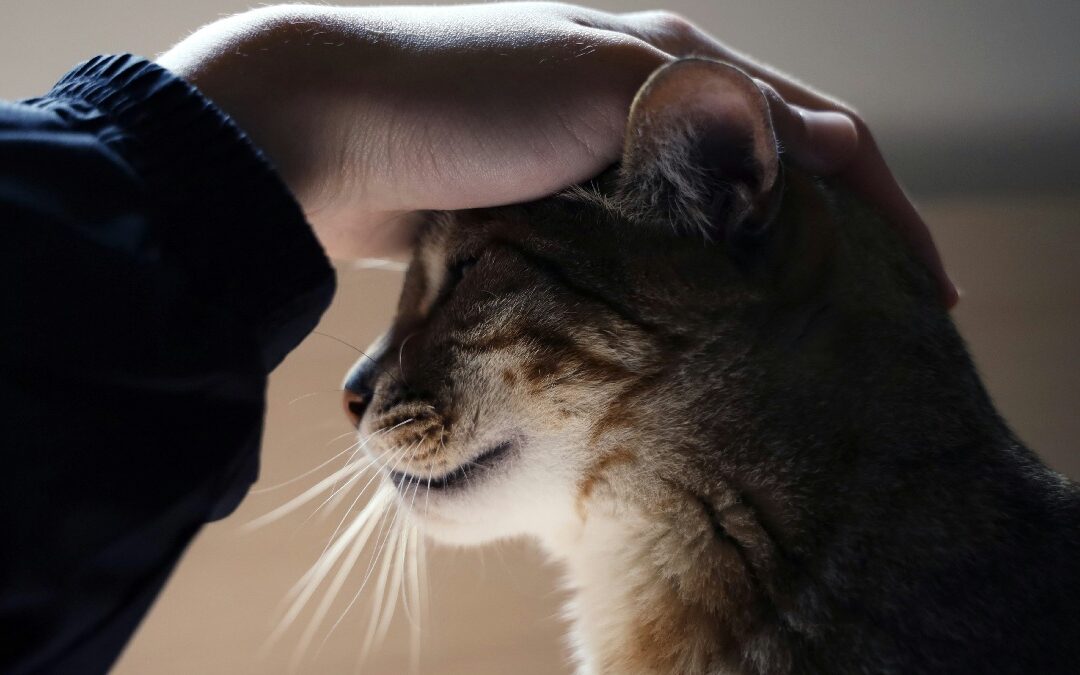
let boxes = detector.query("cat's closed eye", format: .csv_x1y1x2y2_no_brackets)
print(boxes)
447,255,480,283
428,253,482,312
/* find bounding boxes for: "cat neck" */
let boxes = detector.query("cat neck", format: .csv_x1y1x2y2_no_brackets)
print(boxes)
548,505,737,675
542,314,1042,675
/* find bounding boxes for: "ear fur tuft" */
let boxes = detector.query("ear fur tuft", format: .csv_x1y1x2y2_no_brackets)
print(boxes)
617,58,780,240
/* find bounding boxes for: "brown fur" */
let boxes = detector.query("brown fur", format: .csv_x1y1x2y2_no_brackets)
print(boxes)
576,447,637,520
346,59,1080,674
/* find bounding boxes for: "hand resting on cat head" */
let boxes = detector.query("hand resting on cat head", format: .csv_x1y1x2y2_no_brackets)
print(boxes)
161,3,955,307
340,58,1079,674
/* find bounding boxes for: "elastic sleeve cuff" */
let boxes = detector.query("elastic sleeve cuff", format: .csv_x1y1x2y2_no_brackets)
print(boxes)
46,54,335,370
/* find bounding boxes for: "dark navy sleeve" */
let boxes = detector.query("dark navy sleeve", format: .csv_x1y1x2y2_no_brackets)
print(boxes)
0,55,335,673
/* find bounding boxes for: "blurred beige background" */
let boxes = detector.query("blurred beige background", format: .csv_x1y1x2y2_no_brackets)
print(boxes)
3,1,1078,673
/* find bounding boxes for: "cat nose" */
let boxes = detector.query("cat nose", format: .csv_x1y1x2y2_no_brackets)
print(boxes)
342,388,368,429
342,342,384,428
343,362,376,429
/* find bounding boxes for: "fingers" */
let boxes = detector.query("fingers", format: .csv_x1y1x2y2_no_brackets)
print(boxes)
847,151,961,309
609,10,732,61
607,9,959,308
754,79,859,175
533,6,957,307
761,82,958,307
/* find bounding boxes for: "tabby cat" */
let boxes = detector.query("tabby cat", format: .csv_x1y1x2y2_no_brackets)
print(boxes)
341,58,1080,674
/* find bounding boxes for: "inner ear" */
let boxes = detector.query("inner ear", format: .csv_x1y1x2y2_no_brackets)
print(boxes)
617,58,780,239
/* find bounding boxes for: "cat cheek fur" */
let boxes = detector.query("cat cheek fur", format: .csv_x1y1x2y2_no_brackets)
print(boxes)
405,351,643,547
354,234,608,545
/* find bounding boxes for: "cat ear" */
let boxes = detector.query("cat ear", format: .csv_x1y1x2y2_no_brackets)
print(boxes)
616,58,781,242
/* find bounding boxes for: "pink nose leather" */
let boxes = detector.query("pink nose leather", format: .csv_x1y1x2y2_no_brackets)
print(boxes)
343,389,367,429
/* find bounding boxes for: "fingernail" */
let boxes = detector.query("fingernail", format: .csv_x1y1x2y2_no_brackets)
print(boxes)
947,282,962,309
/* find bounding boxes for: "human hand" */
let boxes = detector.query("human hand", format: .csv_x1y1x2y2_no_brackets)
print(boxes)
611,12,958,306
159,2,955,306
158,3,668,258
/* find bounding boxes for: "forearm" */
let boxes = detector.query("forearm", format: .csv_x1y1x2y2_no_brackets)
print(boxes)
160,6,430,259
155,4,669,259
159,7,350,218
156,1,955,292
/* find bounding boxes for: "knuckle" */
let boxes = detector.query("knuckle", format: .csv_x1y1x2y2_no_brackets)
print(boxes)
604,33,666,66
844,108,874,141
843,107,867,128
648,10,695,39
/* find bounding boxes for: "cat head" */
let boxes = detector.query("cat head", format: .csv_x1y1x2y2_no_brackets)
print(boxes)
341,58,939,547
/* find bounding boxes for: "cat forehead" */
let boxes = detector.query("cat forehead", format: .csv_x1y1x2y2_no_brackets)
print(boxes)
405,199,643,320
409,210,537,317
412,196,739,303
419,188,629,254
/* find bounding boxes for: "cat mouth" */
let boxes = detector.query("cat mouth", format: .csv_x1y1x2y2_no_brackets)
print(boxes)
388,440,514,492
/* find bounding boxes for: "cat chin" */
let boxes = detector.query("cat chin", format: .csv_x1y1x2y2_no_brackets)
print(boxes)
410,514,511,546
396,469,579,548
383,431,586,547
401,498,539,546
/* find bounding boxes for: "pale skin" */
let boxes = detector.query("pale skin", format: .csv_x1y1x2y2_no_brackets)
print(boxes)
158,1,957,307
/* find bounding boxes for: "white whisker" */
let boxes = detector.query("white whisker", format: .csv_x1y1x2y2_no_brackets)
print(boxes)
320,439,382,515
291,493,391,668
286,389,344,406
316,483,397,655
244,427,398,532
397,331,419,386
407,526,423,673
259,411,449,671
295,466,386,598
244,459,365,532
301,455,379,524
249,432,359,494
271,488,396,646
419,528,431,626
316,438,415,656
398,474,423,627
320,417,413,511
375,526,409,646
357,519,403,669
293,442,411,600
